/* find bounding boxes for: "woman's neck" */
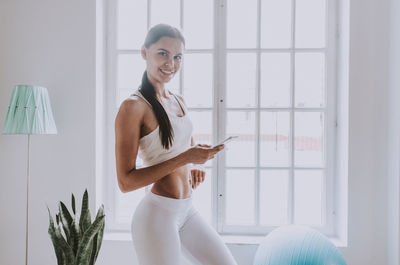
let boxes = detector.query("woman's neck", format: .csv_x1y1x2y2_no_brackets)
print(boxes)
147,75,169,100
153,85,173,101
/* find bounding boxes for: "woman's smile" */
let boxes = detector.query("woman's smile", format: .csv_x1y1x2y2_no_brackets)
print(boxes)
159,68,175,76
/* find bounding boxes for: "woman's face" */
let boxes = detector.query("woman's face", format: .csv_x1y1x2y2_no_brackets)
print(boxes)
142,36,184,86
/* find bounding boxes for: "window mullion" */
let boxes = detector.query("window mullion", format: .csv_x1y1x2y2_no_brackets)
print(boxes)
143,0,150,194
147,0,151,29
107,0,119,230
179,0,184,95
180,0,184,30
324,0,338,234
215,0,227,233
255,0,261,228
289,0,297,225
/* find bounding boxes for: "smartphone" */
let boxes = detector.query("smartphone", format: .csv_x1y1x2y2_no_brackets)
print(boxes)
213,136,238,148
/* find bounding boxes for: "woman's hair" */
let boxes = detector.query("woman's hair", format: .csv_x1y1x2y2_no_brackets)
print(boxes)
139,24,185,149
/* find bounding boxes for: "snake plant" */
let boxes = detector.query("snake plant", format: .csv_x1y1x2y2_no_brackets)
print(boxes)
47,189,105,265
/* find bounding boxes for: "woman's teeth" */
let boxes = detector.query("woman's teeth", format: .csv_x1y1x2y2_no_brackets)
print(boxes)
160,69,174,75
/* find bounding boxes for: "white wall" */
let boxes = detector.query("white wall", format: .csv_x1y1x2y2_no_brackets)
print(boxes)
0,0,396,264
341,0,391,264
387,0,400,263
0,0,96,264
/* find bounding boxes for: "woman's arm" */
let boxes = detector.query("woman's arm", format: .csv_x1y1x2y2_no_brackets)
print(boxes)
120,153,190,193
115,98,190,193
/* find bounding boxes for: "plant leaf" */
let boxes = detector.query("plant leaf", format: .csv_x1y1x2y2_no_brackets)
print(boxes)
60,201,73,225
59,202,72,242
47,207,65,265
72,193,76,215
94,221,105,263
90,205,105,264
54,226,75,264
94,206,105,262
70,219,80,256
75,215,105,265
79,189,91,235
80,237,94,265
89,233,98,265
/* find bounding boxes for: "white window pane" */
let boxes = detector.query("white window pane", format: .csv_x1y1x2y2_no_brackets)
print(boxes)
227,53,257,108
226,111,256,167
261,0,292,48
151,0,180,29
184,0,213,49
117,54,146,107
188,110,213,167
294,170,323,225
189,111,212,142
260,112,290,167
226,169,255,225
261,53,291,107
294,112,324,167
295,0,326,48
295,53,326,108
115,187,146,224
117,0,147,50
227,0,257,48
260,170,289,225
183,53,213,108
192,168,212,224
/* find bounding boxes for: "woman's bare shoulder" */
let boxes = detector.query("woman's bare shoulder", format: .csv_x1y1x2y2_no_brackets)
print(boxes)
122,94,149,110
117,95,148,122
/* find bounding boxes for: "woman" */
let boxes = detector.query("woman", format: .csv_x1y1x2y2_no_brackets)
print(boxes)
115,24,238,265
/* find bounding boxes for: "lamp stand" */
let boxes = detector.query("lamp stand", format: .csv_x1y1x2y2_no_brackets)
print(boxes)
25,134,30,265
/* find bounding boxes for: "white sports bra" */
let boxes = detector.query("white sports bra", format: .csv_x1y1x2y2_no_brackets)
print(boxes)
130,89,193,167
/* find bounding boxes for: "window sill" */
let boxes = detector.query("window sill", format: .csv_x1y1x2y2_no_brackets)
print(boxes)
104,232,347,247
220,235,265,245
221,235,346,247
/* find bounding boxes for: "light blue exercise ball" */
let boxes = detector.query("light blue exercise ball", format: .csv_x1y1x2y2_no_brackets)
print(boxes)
253,225,347,265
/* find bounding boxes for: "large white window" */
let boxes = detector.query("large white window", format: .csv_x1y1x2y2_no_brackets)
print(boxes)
103,0,339,239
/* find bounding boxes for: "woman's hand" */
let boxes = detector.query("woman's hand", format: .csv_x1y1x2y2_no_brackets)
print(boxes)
190,166,206,189
184,144,225,165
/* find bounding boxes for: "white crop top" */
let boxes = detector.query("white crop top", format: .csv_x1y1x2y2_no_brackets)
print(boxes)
131,89,193,167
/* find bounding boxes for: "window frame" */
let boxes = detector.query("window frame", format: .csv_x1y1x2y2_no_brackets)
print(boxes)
101,0,341,239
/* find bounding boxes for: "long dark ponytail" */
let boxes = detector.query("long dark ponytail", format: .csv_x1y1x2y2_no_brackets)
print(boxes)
139,24,185,149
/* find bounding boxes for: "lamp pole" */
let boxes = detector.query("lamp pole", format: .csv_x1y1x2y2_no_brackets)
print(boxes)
25,134,30,265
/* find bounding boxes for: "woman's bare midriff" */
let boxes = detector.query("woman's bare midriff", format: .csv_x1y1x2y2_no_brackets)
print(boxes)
151,165,193,199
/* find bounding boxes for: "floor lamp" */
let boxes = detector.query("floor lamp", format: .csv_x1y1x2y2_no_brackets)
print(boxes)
2,84,57,265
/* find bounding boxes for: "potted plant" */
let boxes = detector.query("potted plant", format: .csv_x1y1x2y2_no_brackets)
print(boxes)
47,189,105,265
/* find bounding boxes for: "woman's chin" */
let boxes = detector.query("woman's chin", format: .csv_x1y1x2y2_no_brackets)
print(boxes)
161,75,175,83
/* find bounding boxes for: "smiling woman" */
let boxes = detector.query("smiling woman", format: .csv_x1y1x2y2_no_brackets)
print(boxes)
114,24,237,265
143,39,183,86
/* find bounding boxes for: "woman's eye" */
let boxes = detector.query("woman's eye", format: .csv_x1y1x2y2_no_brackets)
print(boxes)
174,55,182,61
159,52,168,57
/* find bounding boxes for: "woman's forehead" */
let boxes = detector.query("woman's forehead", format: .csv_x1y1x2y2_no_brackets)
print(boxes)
149,37,184,54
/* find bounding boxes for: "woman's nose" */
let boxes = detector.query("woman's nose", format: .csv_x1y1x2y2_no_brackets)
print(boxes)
165,58,174,69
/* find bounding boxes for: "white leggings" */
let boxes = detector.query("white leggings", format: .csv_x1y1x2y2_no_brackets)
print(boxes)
131,190,238,265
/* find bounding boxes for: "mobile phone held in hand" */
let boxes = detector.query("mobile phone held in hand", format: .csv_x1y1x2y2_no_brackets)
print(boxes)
213,136,238,148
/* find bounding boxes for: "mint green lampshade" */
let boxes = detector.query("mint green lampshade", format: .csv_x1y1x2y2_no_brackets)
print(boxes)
2,84,57,134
